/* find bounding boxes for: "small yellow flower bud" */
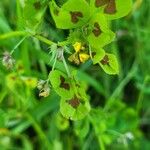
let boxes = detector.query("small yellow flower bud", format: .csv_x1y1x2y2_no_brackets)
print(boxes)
73,42,82,53
79,53,90,63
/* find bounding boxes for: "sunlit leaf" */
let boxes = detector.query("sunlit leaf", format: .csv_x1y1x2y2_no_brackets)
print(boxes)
49,0,90,29
22,0,47,29
60,96,90,120
99,53,119,75
49,70,74,99
87,13,115,48
92,48,105,64
91,0,132,20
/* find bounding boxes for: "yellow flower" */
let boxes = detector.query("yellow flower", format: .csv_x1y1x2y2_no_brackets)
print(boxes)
73,42,82,53
79,53,90,63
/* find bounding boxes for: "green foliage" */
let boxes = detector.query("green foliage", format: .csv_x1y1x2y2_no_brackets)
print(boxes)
90,0,133,20
0,0,150,149
22,0,47,30
50,0,90,29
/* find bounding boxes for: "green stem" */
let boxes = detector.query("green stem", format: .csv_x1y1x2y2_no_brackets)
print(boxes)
62,56,71,77
52,53,58,71
34,35,55,46
0,31,69,47
0,31,27,40
137,75,150,112
57,40,69,46
10,36,28,54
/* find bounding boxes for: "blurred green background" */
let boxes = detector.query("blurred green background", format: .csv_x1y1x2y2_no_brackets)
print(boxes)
0,0,150,149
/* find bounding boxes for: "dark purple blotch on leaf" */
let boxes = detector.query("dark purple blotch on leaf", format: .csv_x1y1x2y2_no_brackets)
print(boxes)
100,55,109,65
70,11,83,23
92,52,96,57
60,76,70,90
95,0,109,7
95,0,117,14
67,96,80,109
92,22,102,37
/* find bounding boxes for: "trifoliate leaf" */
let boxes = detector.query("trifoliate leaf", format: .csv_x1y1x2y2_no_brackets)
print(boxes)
49,70,74,99
99,53,119,75
92,48,105,64
50,0,90,29
60,96,90,120
87,13,115,49
91,0,132,20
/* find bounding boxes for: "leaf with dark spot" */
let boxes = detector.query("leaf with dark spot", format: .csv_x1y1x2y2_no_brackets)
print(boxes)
60,76,70,90
92,22,102,37
100,55,109,65
104,0,117,14
95,0,108,7
70,11,83,23
99,53,119,74
67,96,80,109
92,52,96,57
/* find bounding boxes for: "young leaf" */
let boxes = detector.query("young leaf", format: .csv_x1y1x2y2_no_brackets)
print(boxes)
99,53,119,75
91,0,132,20
87,13,115,49
22,0,47,29
60,96,90,120
49,70,74,99
49,0,90,29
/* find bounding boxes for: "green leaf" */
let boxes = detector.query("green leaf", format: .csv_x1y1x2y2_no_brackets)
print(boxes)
92,48,105,64
99,53,119,75
22,0,47,29
49,70,74,99
55,113,69,131
74,118,90,138
91,0,132,20
50,0,90,29
60,96,90,120
87,13,115,48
